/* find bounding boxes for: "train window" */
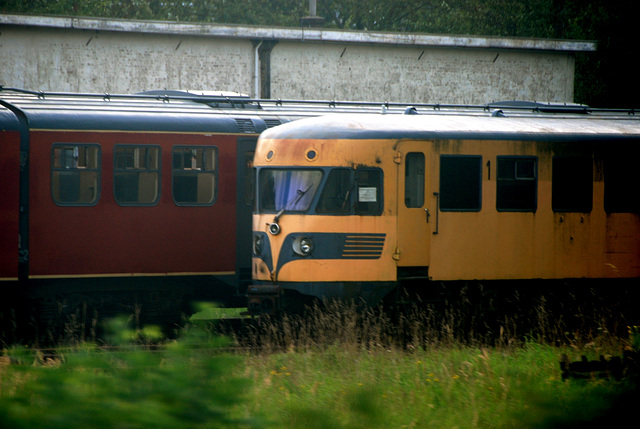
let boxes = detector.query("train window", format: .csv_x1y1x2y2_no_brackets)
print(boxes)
258,168,323,213
355,168,383,215
604,155,640,213
172,146,217,206
51,144,101,206
439,155,482,211
405,153,425,208
114,145,161,206
316,168,352,214
496,156,537,212
552,156,592,212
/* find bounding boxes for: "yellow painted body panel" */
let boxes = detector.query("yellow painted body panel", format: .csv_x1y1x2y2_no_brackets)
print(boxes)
254,134,640,285
254,138,400,283
252,214,397,282
424,139,640,280
395,141,431,267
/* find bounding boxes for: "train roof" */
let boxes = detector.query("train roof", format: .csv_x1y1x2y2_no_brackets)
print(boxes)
2,87,638,138
0,87,415,133
260,109,640,142
0,88,295,133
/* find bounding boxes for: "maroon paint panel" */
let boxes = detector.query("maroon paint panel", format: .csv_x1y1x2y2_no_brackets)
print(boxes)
28,131,238,277
0,131,20,279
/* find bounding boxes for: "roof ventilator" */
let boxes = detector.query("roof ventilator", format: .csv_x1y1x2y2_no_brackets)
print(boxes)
264,119,282,128
235,118,256,133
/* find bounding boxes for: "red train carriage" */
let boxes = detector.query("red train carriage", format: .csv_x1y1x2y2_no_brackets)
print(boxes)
0,90,282,330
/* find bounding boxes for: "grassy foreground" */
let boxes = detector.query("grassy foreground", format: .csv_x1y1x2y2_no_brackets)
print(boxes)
1,303,638,428
242,343,636,428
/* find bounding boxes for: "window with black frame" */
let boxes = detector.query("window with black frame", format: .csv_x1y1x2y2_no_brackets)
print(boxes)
114,145,160,206
552,156,592,212
496,156,537,212
172,146,217,206
405,153,425,208
604,154,640,213
316,168,351,214
257,168,323,213
439,155,482,211
51,143,101,206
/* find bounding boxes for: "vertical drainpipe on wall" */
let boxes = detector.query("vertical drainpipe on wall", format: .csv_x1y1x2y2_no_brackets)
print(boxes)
0,99,30,283
301,0,325,27
254,40,263,98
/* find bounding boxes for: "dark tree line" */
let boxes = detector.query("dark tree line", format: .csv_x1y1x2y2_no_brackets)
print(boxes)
1,0,636,107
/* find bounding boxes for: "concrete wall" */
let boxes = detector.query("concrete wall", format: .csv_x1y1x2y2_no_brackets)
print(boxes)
0,25,254,94
0,14,595,104
271,42,575,104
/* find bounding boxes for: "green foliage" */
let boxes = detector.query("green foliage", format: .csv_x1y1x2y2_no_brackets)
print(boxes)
0,0,635,106
1,304,637,428
0,0,625,40
242,342,637,428
0,318,259,429
0,0,622,40
190,302,247,321
0,0,306,25
236,300,637,427
629,325,640,352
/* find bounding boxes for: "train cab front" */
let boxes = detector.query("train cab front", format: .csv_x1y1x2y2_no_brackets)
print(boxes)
248,165,321,315
248,140,397,315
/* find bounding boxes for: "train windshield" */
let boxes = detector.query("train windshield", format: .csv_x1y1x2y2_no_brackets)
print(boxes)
258,169,323,213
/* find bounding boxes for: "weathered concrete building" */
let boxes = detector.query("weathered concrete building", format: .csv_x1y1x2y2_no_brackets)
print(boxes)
0,13,596,104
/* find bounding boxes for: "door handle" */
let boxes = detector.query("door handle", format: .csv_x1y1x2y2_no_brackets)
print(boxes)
432,192,439,235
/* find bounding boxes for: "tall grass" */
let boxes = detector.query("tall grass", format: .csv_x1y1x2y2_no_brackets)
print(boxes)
239,282,636,353
236,295,638,428
241,341,637,428
1,284,638,428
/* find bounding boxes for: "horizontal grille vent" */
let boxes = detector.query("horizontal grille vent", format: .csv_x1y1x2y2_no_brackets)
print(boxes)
264,118,282,128
235,118,256,133
341,234,385,259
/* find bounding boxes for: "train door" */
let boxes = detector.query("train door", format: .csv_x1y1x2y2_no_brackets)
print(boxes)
235,138,257,297
395,141,431,269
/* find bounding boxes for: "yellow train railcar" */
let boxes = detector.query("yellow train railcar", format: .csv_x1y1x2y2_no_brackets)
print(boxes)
249,109,640,313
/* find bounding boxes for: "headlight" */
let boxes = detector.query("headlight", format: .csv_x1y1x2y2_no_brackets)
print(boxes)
293,236,314,256
268,222,281,236
253,234,263,256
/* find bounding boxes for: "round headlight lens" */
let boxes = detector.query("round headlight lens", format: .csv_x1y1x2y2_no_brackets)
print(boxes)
300,237,313,254
293,236,314,256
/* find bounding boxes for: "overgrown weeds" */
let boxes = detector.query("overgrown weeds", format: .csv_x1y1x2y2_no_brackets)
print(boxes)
0,316,260,429
238,282,637,355
1,286,638,428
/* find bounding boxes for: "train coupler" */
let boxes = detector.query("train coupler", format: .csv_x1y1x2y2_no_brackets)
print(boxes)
245,284,282,315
